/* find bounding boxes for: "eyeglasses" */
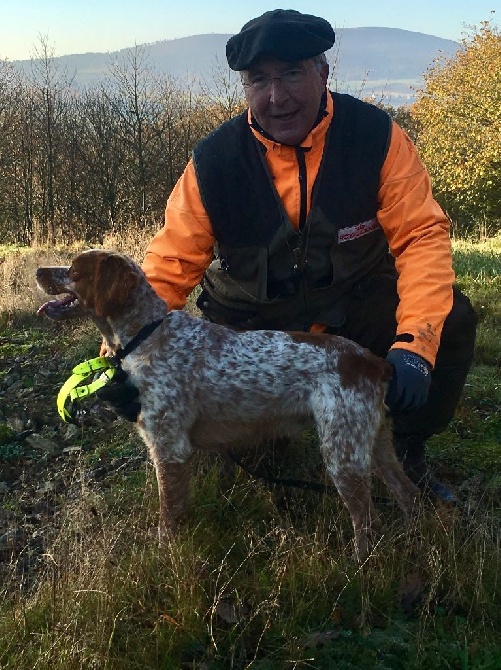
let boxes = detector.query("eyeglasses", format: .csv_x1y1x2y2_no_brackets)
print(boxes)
242,67,314,92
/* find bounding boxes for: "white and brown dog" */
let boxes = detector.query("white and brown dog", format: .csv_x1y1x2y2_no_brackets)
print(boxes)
36,249,419,558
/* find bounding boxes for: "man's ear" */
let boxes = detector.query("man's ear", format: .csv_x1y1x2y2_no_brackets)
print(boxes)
320,61,329,86
93,254,139,318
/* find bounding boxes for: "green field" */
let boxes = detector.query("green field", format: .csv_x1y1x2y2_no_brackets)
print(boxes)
0,238,499,669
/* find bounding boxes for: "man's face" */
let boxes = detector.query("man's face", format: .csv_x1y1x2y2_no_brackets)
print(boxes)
242,58,329,146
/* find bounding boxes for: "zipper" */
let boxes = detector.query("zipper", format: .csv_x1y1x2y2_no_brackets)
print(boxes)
296,146,309,231
294,146,311,329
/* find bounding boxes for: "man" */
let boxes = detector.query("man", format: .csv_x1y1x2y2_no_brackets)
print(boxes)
121,10,478,500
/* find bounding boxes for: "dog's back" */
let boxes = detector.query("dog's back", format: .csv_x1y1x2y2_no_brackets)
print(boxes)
134,311,390,442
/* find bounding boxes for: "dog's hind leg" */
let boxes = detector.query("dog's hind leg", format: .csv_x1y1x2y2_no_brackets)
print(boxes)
320,433,380,560
371,420,420,521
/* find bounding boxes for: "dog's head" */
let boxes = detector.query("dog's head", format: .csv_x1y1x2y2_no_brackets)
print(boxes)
36,249,140,320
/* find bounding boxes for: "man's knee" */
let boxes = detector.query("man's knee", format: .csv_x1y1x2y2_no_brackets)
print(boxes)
436,287,478,367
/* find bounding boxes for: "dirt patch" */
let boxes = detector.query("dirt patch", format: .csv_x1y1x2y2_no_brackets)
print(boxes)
0,322,147,592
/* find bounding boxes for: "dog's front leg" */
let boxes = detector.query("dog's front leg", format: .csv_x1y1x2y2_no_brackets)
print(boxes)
152,458,192,543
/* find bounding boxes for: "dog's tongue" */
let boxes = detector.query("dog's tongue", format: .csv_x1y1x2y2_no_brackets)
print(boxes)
36,295,74,316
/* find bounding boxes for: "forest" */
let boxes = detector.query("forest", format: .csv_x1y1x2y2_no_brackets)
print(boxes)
0,21,499,246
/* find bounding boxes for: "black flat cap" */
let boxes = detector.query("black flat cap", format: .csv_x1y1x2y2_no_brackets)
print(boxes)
226,9,335,71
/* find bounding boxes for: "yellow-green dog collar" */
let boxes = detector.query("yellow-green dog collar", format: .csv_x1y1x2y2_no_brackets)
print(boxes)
57,357,117,422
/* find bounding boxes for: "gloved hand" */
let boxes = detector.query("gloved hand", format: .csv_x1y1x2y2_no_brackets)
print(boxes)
385,349,432,413
96,367,141,422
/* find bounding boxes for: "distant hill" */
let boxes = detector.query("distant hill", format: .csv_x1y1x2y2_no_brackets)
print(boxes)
12,28,459,106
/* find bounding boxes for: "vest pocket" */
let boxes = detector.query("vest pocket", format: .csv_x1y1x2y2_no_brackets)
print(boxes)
205,246,269,302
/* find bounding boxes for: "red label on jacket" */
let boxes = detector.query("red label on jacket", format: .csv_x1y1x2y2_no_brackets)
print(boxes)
338,217,380,243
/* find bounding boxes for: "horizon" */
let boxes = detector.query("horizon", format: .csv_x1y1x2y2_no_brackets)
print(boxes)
6,26,461,63
0,1,497,62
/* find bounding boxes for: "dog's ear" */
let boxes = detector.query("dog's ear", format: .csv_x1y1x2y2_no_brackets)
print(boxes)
93,254,140,318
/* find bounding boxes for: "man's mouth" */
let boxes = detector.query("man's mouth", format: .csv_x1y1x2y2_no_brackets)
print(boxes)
273,111,297,121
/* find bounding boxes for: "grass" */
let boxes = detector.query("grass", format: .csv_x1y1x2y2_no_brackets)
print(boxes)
1,472,499,669
0,233,500,669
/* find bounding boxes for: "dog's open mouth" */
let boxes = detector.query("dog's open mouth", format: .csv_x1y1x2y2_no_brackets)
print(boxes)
37,292,80,319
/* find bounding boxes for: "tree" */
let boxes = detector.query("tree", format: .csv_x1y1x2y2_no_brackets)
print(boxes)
411,19,501,235
156,75,204,191
68,85,128,241
374,102,420,143
106,45,167,223
0,60,24,242
197,57,246,132
28,36,75,242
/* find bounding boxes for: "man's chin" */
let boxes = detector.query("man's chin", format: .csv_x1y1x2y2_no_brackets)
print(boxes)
268,125,307,146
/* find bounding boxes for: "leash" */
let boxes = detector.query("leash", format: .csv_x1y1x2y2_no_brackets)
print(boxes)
229,451,397,503
57,318,164,423
228,451,339,495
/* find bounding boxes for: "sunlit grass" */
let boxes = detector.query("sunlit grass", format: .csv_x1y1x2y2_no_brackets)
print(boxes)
0,233,500,668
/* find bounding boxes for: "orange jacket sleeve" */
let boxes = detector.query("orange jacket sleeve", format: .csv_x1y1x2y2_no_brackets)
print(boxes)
142,160,214,310
378,121,455,366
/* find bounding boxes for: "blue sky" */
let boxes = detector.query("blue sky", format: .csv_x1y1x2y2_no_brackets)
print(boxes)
0,0,497,60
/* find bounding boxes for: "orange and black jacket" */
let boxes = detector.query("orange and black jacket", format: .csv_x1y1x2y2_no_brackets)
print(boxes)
143,89,455,367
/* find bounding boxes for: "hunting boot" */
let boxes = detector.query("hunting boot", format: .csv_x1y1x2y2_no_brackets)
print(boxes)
394,434,458,505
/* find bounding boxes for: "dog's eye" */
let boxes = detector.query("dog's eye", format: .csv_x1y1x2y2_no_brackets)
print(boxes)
68,266,81,281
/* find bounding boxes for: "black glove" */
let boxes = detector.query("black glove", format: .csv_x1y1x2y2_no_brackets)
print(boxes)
96,367,141,422
385,349,432,413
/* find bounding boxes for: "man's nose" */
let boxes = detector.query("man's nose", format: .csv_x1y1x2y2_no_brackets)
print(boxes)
268,79,290,104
